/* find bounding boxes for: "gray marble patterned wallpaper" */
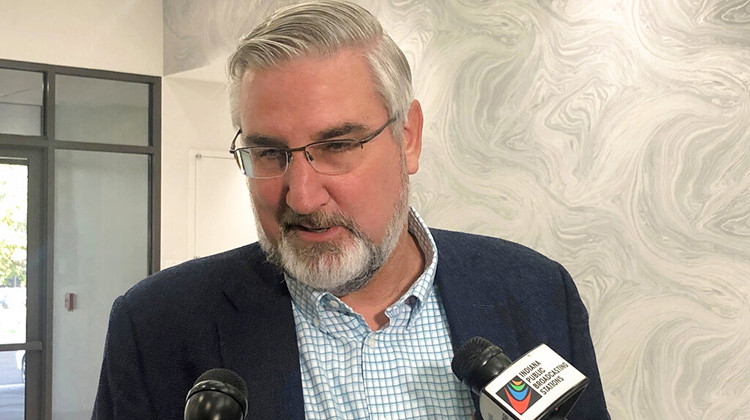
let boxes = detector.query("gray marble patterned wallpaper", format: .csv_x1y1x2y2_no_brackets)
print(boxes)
164,1,750,418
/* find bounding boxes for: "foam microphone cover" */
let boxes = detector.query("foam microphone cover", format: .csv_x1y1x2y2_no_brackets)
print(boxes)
452,337,513,394
184,368,249,420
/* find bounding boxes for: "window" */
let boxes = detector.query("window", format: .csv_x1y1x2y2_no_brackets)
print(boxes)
0,59,160,420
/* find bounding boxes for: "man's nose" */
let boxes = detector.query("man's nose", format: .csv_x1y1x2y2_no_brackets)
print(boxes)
283,150,330,214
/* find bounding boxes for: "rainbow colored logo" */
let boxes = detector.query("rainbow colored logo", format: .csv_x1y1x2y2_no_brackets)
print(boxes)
496,376,541,414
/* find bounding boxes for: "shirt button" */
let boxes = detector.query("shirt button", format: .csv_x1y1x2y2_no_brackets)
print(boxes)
366,334,377,348
329,300,340,309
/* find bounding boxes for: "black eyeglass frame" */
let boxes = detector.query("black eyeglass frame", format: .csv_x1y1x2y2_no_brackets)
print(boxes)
229,116,397,179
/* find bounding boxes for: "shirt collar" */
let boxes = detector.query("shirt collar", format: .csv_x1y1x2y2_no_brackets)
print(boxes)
285,207,438,330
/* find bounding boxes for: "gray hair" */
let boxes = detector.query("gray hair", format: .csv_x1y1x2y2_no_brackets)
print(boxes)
227,0,413,134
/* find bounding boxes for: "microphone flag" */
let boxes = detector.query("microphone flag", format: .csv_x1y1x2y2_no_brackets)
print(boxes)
479,344,589,420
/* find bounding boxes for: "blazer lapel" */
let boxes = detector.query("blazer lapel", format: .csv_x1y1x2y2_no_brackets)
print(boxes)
215,245,305,419
432,229,546,418
433,229,522,356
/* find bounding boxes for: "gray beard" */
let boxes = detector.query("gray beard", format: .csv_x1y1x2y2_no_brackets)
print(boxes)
255,178,410,296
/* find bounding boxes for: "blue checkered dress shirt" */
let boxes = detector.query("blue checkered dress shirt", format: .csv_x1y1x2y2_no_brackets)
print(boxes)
285,208,475,419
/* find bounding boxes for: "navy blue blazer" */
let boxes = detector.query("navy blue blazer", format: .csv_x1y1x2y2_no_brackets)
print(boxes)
93,229,609,419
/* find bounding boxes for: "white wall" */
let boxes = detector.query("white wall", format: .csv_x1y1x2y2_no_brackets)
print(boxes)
0,0,162,76
160,71,255,268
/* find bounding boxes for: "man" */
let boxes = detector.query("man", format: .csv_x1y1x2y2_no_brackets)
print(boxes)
93,1,609,419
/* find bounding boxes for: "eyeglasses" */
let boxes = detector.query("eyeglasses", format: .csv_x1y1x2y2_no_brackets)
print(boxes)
229,117,396,179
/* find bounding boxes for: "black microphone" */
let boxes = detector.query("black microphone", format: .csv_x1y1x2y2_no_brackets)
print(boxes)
184,368,249,420
452,337,589,420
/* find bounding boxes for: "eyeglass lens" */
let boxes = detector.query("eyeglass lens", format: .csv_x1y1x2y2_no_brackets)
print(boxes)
239,140,364,178
232,117,395,179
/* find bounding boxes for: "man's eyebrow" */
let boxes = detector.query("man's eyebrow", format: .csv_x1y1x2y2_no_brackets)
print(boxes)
314,122,369,141
241,133,286,147
241,122,370,147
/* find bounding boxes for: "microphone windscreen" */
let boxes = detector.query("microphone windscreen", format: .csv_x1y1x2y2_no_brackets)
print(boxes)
194,368,249,398
185,368,249,420
451,336,494,381
452,337,513,394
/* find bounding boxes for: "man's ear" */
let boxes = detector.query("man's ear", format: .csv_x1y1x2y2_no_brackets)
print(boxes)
401,99,423,175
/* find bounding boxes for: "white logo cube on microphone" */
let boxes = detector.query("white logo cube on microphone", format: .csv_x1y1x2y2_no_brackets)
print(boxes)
479,344,589,420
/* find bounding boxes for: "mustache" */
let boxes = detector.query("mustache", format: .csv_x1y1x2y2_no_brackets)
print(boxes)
279,209,365,239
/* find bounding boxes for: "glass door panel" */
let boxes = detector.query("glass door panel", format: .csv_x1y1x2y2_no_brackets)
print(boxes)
53,149,149,418
0,159,29,420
